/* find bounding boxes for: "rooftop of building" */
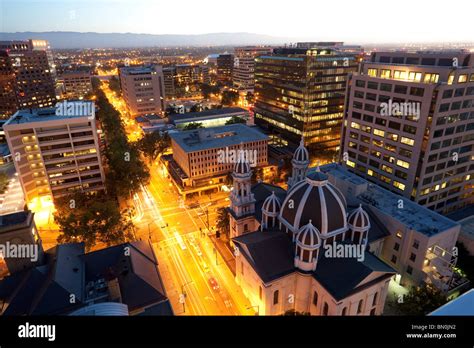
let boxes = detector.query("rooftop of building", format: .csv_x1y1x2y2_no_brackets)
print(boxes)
0,143,10,157
447,204,474,221
170,123,268,153
430,289,474,316
168,107,247,123
119,65,158,75
233,230,395,300
0,241,173,316
0,211,31,231
319,163,459,236
4,104,94,126
369,50,473,68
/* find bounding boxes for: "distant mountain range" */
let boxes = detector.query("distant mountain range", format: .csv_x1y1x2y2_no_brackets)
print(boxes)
0,31,291,49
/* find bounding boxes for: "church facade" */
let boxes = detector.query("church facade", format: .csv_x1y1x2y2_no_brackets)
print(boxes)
228,140,396,315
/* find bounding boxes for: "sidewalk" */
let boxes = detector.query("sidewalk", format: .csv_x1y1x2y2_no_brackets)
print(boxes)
151,242,184,315
209,234,236,275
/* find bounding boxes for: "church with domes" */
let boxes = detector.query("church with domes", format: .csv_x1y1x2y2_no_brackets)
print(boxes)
228,140,396,315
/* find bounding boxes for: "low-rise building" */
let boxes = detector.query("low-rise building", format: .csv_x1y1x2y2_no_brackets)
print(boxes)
0,240,173,316
168,107,249,129
168,124,268,198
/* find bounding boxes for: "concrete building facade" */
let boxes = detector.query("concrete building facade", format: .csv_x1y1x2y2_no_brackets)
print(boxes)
340,50,474,214
3,103,106,204
119,65,165,116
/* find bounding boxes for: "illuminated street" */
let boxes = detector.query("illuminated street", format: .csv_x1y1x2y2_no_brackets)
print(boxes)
100,80,255,315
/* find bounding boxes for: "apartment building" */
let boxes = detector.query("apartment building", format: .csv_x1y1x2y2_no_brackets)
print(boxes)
3,103,105,204
168,124,268,198
119,65,165,116
233,46,273,91
340,50,474,214
254,45,362,159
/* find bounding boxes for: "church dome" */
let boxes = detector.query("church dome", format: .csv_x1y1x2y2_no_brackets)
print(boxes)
348,204,370,231
280,169,347,235
233,158,251,175
262,191,281,217
293,138,309,163
296,220,321,250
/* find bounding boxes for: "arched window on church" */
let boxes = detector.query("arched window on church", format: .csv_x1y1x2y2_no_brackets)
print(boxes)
342,307,347,316
312,291,318,306
372,292,378,306
357,299,364,314
323,302,329,316
273,290,279,305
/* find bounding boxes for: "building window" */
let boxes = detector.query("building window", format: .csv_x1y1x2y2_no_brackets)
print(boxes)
407,265,413,275
413,240,420,249
370,308,376,316
357,300,364,314
372,292,378,306
341,307,347,316
393,243,400,251
312,291,318,306
323,302,329,316
259,286,262,300
409,253,416,262
391,255,397,264
273,290,279,305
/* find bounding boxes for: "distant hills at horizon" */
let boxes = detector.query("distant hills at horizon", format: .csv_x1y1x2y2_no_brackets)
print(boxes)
0,31,292,49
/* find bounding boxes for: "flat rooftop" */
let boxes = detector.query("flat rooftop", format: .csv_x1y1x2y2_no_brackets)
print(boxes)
430,289,474,316
170,124,268,153
120,65,156,75
320,163,459,236
4,104,94,126
0,211,31,230
168,107,247,123
459,216,474,239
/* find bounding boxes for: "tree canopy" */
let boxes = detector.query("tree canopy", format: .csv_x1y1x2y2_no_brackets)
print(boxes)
137,131,170,164
96,88,150,198
183,122,204,131
54,191,135,251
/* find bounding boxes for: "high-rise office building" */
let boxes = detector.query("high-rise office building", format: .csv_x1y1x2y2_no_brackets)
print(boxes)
0,40,57,115
340,50,474,215
59,70,92,99
216,54,234,83
0,50,18,119
254,46,361,159
163,64,209,98
3,103,106,204
233,47,273,91
119,65,165,116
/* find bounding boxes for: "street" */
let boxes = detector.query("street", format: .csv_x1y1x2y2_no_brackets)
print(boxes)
100,80,255,315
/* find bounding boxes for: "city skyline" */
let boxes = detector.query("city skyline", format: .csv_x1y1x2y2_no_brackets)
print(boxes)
1,0,474,44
